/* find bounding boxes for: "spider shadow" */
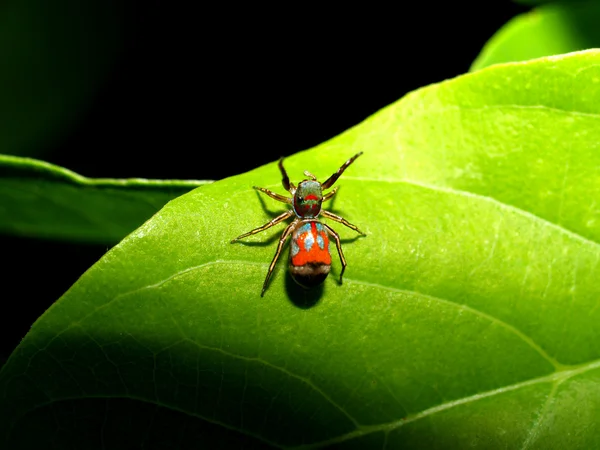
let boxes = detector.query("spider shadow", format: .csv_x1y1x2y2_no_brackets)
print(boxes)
232,190,291,247
282,234,364,311
284,272,323,309
234,233,280,247
339,235,364,245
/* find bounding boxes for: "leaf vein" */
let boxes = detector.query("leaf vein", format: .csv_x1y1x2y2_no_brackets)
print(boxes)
181,338,361,428
291,359,600,449
345,176,600,249
344,278,562,370
519,381,559,450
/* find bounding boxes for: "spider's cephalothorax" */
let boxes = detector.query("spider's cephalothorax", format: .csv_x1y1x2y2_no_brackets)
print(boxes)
231,152,365,296
293,180,322,218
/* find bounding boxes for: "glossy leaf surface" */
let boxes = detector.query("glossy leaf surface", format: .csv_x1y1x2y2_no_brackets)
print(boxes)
2,51,600,448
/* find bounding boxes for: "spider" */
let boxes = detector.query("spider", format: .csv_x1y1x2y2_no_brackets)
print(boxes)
231,152,365,296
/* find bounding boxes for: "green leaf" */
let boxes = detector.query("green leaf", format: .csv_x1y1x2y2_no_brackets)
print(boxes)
0,155,209,244
472,2,600,71
3,50,600,448
0,0,124,156
514,0,593,5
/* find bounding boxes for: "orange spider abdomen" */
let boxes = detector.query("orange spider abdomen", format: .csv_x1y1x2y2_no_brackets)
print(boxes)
289,220,331,287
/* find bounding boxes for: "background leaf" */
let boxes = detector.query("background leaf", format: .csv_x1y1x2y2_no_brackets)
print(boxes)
514,0,590,5
0,155,209,244
0,0,125,156
472,2,600,71
3,50,600,448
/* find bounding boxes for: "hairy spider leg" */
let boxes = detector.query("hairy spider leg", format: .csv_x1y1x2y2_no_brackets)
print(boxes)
322,187,339,202
321,151,363,190
320,210,366,236
322,223,346,283
252,186,292,204
278,157,295,192
261,219,298,296
230,210,294,243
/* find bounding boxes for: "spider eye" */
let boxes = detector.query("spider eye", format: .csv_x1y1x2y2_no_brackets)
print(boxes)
298,196,304,203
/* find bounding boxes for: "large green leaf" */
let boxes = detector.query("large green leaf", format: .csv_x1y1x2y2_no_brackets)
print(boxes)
514,0,593,6
472,2,600,71
0,155,209,243
3,50,600,448
0,0,125,156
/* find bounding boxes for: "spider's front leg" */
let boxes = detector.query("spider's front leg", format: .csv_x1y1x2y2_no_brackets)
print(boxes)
321,151,363,190
253,186,292,205
278,157,296,193
231,210,294,243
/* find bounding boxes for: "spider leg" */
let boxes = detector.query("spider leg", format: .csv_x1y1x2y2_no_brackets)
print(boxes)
278,157,296,193
261,219,298,296
321,210,366,235
321,152,363,190
253,186,292,204
322,223,346,283
322,186,339,202
231,210,294,243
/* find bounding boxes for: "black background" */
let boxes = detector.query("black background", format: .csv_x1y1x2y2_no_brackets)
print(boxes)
2,3,529,364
